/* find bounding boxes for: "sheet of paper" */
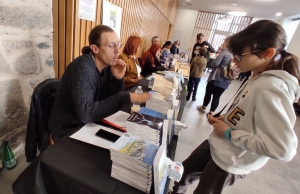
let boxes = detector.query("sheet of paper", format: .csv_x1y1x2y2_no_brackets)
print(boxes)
103,111,130,128
70,123,123,149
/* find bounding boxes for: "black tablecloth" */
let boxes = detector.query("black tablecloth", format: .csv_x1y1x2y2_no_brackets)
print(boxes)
13,76,186,194
12,128,178,194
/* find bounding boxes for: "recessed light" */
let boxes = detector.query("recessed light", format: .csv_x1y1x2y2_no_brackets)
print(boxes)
231,2,237,6
276,12,282,16
228,10,247,16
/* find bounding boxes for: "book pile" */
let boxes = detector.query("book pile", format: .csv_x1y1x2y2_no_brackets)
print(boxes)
126,112,164,146
146,91,173,114
110,133,159,193
166,158,184,182
152,74,173,95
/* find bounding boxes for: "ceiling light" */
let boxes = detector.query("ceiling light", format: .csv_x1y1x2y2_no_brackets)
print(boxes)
231,2,237,6
276,12,282,16
218,16,231,24
228,10,247,16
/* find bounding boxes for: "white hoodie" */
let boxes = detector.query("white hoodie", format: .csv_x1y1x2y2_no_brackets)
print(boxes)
209,70,300,175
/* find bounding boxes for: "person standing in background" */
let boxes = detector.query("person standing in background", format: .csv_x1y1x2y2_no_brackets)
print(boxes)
170,40,180,55
186,47,207,101
118,35,143,91
197,39,232,117
151,36,160,45
191,33,216,61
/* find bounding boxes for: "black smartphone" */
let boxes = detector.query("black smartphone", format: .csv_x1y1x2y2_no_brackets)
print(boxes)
95,129,120,142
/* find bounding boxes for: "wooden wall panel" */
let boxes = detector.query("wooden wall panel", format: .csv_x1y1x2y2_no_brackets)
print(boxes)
52,0,178,78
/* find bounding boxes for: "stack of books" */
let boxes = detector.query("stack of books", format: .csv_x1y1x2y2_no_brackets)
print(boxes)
146,91,173,114
110,133,159,193
126,112,164,146
152,74,173,95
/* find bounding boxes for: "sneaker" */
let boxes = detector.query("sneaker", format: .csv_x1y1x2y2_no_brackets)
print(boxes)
197,106,206,113
192,97,196,101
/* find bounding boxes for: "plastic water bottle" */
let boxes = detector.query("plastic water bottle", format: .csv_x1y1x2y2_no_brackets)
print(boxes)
133,86,143,106
148,73,155,89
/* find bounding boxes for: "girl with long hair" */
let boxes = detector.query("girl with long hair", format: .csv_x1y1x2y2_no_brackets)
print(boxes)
140,44,166,77
171,20,299,194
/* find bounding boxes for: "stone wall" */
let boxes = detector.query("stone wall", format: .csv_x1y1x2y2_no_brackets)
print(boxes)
0,0,54,158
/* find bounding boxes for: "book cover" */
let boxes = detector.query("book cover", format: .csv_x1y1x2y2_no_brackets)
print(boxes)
138,107,167,119
110,133,159,167
127,112,164,133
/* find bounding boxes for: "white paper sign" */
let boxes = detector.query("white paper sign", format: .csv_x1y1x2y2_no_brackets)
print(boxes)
79,0,97,21
102,0,122,38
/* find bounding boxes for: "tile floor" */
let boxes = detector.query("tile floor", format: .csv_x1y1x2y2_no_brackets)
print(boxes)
0,72,299,194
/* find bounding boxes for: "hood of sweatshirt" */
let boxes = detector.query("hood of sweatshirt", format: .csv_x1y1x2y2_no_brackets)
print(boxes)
193,56,205,63
261,70,300,102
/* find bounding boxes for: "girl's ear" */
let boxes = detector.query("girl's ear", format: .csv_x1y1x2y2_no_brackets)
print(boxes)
263,48,276,60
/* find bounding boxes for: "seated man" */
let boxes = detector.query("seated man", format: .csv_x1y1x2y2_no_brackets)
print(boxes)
49,25,151,140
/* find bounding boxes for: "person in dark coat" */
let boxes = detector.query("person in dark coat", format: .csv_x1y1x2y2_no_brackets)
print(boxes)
170,40,180,55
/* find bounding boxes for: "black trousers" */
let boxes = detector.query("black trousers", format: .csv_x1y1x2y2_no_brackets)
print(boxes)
203,82,225,112
172,140,245,194
187,77,201,98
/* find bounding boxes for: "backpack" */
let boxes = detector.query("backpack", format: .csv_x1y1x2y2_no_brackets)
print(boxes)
220,60,239,80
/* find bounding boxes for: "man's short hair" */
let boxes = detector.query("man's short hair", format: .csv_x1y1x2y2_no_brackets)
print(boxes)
151,36,159,43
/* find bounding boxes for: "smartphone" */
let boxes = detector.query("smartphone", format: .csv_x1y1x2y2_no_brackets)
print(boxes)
95,129,120,142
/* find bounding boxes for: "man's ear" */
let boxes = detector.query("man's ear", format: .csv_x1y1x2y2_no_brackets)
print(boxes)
263,48,276,60
90,44,99,54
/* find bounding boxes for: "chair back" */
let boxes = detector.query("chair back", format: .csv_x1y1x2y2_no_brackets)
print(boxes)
25,78,60,162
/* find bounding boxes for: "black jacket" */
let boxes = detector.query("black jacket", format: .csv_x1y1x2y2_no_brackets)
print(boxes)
191,41,216,60
25,78,60,162
141,56,166,77
170,44,179,55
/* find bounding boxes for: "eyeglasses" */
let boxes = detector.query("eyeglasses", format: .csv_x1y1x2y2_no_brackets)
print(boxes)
96,42,122,50
234,50,262,62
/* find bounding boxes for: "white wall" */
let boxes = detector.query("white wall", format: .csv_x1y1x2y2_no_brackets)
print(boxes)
281,19,300,45
172,9,198,53
287,22,300,57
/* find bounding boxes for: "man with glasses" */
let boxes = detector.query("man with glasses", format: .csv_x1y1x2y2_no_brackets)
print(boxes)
49,25,151,140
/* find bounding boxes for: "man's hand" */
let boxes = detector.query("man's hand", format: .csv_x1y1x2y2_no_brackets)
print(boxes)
129,92,152,103
111,59,126,80
203,45,209,48
208,117,230,137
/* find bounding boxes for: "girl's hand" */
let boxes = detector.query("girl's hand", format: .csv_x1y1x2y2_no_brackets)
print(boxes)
208,117,231,137
207,115,224,125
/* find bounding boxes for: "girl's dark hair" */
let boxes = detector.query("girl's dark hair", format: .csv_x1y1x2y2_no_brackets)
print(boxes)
196,33,204,41
227,20,300,85
81,25,114,54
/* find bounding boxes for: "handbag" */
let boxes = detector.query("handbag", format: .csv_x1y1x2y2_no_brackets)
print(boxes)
220,60,239,80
